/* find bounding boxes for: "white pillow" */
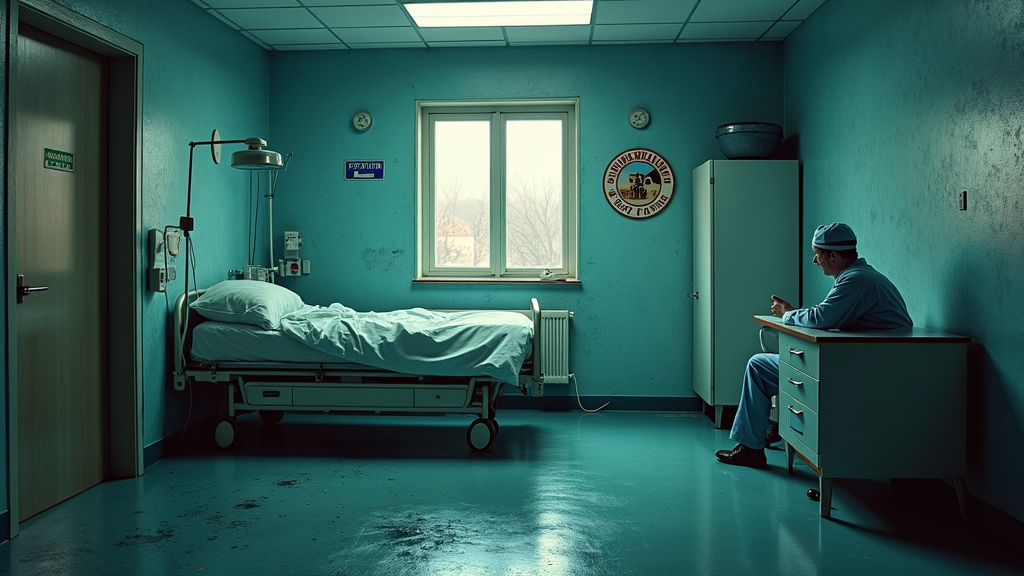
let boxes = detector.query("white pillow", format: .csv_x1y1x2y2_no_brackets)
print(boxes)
189,280,304,330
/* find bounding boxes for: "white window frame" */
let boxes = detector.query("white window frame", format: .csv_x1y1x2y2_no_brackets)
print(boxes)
415,98,579,282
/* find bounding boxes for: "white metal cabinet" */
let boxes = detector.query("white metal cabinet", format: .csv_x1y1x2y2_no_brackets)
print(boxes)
692,160,799,427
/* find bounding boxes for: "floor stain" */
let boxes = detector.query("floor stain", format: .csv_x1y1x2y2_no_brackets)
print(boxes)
116,528,176,547
234,499,261,510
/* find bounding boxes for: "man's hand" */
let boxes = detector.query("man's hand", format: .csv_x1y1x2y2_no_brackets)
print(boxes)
771,295,794,318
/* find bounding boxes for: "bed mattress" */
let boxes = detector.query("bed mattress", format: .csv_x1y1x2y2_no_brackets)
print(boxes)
191,321,343,363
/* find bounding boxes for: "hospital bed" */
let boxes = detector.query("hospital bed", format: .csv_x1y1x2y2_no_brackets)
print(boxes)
172,281,547,451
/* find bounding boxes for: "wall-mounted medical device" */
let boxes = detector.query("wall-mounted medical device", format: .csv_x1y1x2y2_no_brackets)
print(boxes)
148,227,181,292
279,230,310,277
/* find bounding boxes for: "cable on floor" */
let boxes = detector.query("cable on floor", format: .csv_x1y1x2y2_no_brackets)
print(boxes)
572,373,609,413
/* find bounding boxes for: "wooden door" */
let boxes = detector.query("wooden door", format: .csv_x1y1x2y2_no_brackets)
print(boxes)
16,21,109,521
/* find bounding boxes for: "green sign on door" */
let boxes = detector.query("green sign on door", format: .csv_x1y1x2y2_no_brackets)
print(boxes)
44,148,74,172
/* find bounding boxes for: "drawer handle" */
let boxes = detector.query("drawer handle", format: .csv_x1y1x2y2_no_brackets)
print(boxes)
787,377,804,387
788,347,805,356
788,405,804,415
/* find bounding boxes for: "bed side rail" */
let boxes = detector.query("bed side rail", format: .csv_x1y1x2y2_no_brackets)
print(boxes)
173,289,205,391
529,297,543,395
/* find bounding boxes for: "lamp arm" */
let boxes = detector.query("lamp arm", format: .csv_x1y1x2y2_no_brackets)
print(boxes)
189,138,249,147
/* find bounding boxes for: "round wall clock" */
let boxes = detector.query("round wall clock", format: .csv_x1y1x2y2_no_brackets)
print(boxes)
353,111,372,131
628,108,650,129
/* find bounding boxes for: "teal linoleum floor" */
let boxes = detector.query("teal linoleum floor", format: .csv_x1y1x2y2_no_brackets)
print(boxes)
2,410,1021,576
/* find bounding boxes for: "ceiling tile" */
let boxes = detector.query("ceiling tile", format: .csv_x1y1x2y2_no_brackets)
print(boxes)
247,27,340,43
679,21,773,40
239,29,272,48
506,25,591,44
592,23,682,42
595,0,698,25
301,0,395,5
309,5,411,27
427,40,508,48
207,9,242,29
203,0,299,7
217,7,322,29
762,20,801,39
333,26,421,43
784,0,829,21
188,0,819,51
273,43,349,50
348,41,427,49
690,0,796,22
419,26,504,42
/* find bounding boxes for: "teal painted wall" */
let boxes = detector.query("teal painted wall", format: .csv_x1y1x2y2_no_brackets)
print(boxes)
267,43,784,400
784,0,1024,522
0,0,270,524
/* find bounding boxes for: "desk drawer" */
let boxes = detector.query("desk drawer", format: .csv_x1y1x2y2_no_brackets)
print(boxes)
779,362,818,411
780,391,818,453
779,333,819,379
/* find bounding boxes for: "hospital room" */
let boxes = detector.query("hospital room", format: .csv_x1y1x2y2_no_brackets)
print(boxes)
2,0,1023,573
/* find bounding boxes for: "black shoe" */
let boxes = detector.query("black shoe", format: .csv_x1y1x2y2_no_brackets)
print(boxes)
715,446,736,459
766,422,782,446
716,444,767,468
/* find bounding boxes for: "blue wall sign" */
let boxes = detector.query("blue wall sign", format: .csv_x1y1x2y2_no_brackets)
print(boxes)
345,160,385,180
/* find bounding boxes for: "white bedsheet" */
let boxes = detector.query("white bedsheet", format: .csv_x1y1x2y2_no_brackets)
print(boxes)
278,304,534,384
191,321,348,363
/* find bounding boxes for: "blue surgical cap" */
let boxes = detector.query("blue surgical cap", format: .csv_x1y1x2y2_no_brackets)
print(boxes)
812,223,857,251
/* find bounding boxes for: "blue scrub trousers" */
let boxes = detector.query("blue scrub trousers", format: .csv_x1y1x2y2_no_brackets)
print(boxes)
729,353,779,450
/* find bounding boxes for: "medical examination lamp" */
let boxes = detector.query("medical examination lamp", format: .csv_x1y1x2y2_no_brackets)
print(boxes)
181,129,283,235
180,129,283,300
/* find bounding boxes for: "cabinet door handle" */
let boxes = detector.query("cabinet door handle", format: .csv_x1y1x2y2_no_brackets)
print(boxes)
788,347,804,356
787,377,803,387
788,405,804,415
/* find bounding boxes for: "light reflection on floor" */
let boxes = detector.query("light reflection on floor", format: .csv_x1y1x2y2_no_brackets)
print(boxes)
1,410,1021,576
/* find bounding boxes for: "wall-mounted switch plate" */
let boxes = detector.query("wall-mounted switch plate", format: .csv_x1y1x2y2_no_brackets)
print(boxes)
959,190,967,211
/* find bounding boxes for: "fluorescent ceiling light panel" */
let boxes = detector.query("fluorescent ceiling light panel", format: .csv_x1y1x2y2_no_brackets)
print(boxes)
405,1,593,27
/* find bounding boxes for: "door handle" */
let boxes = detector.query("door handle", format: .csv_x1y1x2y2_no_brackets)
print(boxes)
788,405,804,416
788,347,804,356
17,274,48,304
787,377,804,387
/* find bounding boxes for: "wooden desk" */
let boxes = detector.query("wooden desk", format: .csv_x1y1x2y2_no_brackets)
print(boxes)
753,315,970,519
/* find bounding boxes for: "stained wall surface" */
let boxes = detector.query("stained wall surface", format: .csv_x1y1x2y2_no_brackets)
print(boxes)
268,43,785,402
784,0,1024,521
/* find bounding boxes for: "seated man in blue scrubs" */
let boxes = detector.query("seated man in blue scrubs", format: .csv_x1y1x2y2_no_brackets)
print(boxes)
716,222,913,468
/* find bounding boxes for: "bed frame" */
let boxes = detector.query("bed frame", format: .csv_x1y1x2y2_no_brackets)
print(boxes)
173,290,546,451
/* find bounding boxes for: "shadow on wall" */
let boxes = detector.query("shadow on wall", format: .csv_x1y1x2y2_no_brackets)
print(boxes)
778,133,800,160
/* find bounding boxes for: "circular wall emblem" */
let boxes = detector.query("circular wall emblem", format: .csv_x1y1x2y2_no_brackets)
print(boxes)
603,148,675,219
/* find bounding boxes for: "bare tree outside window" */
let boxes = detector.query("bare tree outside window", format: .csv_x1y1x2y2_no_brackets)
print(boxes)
418,101,577,280
506,119,563,269
434,120,489,268
507,176,562,268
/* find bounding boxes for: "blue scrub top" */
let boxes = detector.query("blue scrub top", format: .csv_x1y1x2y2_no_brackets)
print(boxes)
783,258,913,330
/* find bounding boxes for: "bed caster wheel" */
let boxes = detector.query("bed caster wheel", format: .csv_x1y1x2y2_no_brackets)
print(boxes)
467,418,496,452
214,417,237,449
259,410,284,425
488,418,499,436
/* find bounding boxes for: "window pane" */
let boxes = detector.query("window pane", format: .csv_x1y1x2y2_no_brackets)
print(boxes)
506,119,563,269
434,120,490,268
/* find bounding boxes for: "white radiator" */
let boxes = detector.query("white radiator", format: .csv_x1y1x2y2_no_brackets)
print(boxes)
540,310,572,384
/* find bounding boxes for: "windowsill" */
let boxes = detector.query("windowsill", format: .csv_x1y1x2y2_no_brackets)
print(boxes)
413,278,582,285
